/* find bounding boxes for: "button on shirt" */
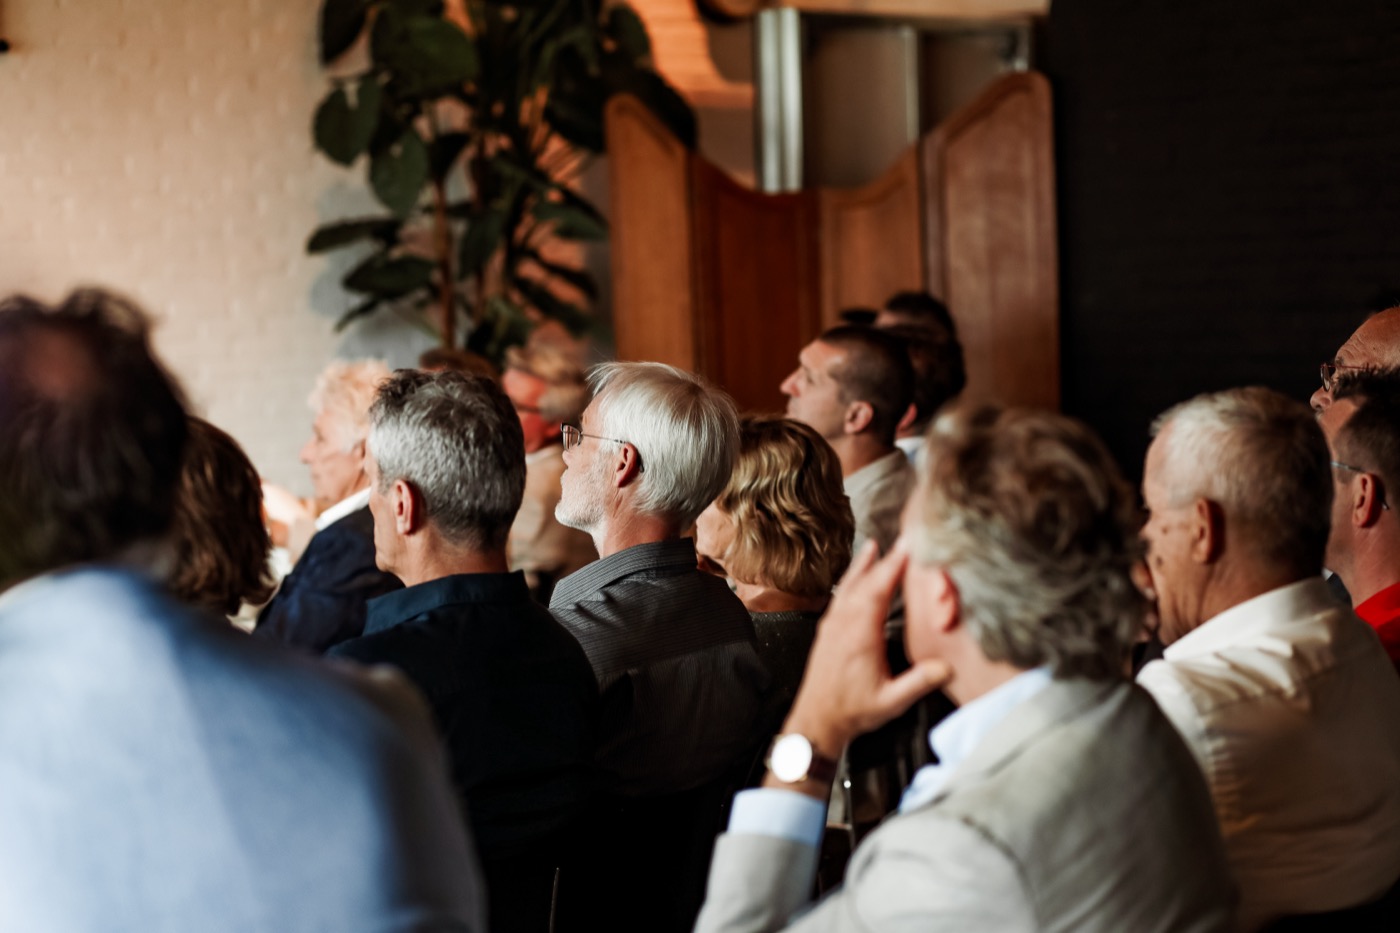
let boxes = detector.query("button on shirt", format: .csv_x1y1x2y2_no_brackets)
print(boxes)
1138,577,1400,930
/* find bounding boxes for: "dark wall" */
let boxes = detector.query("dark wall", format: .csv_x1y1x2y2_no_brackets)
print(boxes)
1043,0,1400,479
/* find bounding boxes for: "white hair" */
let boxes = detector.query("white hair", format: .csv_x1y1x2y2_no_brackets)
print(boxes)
308,359,390,450
588,362,740,526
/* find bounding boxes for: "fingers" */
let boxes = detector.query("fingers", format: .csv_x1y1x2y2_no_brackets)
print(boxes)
870,660,952,725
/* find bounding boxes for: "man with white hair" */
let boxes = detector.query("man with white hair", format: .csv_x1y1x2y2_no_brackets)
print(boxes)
256,359,401,652
329,370,597,933
1137,387,1400,930
694,407,1233,932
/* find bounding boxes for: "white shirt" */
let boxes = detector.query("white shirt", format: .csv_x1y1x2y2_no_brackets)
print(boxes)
315,487,371,531
728,668,1053,848
1138,578,1400,931
843,450,915,557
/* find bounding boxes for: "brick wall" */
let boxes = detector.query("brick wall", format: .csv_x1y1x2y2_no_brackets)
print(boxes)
1045,0,1400,476
0,0,433,495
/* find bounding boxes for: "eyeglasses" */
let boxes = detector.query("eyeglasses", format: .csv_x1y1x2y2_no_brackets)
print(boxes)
1320,360,1367,393
560,423,645,471
1330,460,1390,510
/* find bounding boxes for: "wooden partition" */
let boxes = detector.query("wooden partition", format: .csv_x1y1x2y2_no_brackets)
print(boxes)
607,71,1059,413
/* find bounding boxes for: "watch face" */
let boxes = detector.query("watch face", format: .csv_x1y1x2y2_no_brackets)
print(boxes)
770,734,814,783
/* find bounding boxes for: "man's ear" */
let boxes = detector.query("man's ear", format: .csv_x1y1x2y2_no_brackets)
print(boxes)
896,402,918,435
1191,498,1225,563
612,443,644,489
1354,473,1386,528
844,400,875,436
392,479,420,535
926,566,961,634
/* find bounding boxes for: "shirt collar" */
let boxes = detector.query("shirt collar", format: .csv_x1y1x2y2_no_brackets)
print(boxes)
550,538,697,608
1163,577,1335,661
1354,581,1400,627
365,571,530,635
843,449,909,496
929,667,1054,769
316,487,371,531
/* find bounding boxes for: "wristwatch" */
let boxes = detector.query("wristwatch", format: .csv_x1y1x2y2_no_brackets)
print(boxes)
767,733,839,785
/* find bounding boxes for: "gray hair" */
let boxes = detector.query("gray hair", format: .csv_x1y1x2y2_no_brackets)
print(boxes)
588,362,740,526
1151,386,1331,575
368,369,525,550
910,407,1146,681
309,359,391,450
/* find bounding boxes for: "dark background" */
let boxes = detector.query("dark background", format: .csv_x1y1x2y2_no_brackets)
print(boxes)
1043,0,1400,480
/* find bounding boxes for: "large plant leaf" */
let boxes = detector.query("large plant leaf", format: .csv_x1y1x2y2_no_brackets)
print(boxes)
429,132,471,180
373,10,479,99
532,200,607,241
458,208,507,277
307,216,402,253
523,248,598,300
319,0,369,65
370,129,430,215
314,77,383,166
343,254,435,297
334,294,384,332
513,274,591,334
605,5,650,63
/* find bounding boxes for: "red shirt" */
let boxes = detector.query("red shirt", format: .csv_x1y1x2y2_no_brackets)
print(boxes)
1353,581,1400,666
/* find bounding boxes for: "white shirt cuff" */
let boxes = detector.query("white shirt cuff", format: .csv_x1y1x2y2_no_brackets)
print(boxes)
727,788,828,848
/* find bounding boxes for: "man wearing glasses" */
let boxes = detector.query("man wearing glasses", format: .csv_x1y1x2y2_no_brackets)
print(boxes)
1312,304,1400,412
1317,369,1400,669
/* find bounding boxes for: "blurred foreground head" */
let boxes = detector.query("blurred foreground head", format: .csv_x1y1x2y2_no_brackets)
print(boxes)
0,289,188,590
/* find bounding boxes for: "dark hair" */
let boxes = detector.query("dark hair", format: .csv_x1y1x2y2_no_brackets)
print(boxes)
0,289,188,588
882,291,956,335
1333,369,1400,510
369,369,525,551
882,323,966,430
167,418,275,615
417,346,500,381
817,325,915,445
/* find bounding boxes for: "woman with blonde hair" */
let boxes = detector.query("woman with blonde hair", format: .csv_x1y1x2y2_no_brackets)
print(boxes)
695,414,854,717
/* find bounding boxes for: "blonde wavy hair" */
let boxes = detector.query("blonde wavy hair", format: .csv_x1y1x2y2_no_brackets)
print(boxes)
715,415,853,598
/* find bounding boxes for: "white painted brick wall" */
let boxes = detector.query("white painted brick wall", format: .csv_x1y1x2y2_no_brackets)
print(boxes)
0,0,433,496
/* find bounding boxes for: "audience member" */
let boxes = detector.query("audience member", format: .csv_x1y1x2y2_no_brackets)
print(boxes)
0,289,483,931
1311,304,1400,411
255,359,401,652
1137,387,1400,930
502,342,597,602
873,290,957,333
879,323,966,463
330,370,597,933
419,344,499,380
696,415,854,725
695,407,1233,932
1320,370,1400,667
166,416,275,619
781,325,915,556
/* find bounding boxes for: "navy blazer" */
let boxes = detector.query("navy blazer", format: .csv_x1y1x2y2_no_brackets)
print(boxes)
255,506,401,653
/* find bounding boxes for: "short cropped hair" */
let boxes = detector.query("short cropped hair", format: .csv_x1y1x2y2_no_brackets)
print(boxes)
168,418,275,615
505,342,590,423
818,325,914,445
1151,387,1331,575
0,289,188,589
910,407,1145,681
1332,369,1400,506
368,369,525,550
883,291,956,334
716,416,854,598
882,323,966,431
589,362,740,526
309,359,391,450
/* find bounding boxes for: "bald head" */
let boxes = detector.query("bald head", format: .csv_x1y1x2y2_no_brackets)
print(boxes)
1312,306,1400,412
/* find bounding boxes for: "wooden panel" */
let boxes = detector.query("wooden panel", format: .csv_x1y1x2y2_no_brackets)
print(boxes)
606,95,699,371
817,147,925,329
692,158,821,413
924,71,1059,409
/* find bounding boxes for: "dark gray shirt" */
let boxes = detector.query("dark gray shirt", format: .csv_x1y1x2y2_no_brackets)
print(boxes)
550,539,770,796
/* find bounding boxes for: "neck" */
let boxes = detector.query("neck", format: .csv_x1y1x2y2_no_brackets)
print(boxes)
734,581,827,615
394,534,510,588
833,435,894,477
1196,558,1309,627
592,509,683,559
1336,535,1400,606
940,641,1026,707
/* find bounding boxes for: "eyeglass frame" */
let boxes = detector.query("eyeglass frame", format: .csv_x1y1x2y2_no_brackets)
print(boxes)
559,423,645,472
1329,459,1390,510
1319,359,1368,394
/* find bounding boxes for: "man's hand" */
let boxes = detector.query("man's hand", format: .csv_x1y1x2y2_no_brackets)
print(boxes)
782,539,951,760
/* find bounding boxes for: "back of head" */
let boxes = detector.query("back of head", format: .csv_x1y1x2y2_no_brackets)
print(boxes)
818,325,915,446
717,415,854,598
505,342,589,423
590,362,740,526
1333,369,1400,508
168,418,274,615
881,323,966,430
910,407,1144,680
880,291,956,336
369,370,525,551
0,289,188,589
1152,387,1331,576
310,359,392,448
417,346,500,381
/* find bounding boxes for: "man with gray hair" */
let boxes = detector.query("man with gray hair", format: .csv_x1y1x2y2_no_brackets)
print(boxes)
694,407,1233,932
1137,386,1400,930
329,369,597,933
